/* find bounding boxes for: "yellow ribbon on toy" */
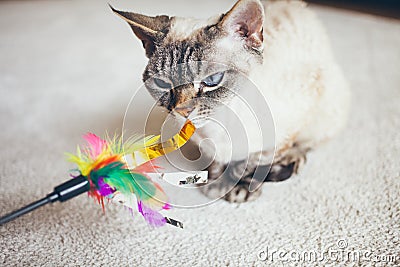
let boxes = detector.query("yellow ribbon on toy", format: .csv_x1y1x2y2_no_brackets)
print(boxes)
131,120,195,165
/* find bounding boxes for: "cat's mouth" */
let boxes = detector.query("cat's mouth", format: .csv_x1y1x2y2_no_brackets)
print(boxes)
171,108,210,128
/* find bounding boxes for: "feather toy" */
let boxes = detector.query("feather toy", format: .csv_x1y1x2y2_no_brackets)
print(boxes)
0,120,196,228
67,132,171,227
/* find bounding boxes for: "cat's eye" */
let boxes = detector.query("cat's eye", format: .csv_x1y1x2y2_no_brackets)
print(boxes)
154,78,172,89
202,72,225,87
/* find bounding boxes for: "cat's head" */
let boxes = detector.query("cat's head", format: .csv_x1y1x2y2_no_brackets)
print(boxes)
111,0,264,127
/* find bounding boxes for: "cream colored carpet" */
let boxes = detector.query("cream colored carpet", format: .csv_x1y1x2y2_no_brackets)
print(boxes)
0,0,399,266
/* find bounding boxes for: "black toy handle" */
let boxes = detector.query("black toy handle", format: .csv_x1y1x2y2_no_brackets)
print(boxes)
0,175,90,226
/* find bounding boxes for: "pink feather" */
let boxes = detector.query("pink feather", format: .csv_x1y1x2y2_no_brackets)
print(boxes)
133,159,160,173
83,133,107,159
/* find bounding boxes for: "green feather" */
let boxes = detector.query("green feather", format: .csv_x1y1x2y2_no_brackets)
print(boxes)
90,162,156,200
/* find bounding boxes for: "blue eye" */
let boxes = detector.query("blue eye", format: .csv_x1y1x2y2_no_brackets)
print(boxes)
154,78,172,89
202,72,224,87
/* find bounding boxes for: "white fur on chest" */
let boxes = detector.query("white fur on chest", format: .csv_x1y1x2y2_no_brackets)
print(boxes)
193,92,276,163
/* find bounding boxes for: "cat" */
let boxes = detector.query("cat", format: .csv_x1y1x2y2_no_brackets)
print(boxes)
111,0,350,202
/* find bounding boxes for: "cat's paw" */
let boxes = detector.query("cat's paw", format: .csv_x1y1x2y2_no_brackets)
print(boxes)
266,145,308,181
223,181,263,203
199,146,308,202
199,160,263,203
198,177,262,203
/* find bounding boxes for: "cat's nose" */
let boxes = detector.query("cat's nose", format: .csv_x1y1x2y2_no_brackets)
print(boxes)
175,107,194,118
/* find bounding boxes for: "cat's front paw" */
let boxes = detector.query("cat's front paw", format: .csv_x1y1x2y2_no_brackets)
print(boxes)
267,145,308,181
198,177,262,203
199,146,308,203
223,181,263,203
198,160,263,203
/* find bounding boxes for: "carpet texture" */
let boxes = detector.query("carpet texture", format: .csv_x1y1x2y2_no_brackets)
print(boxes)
0,0,399,266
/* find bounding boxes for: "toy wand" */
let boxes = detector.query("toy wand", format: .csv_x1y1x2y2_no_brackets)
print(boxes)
0,120,196,228
0,175,89,226
0,176,182,227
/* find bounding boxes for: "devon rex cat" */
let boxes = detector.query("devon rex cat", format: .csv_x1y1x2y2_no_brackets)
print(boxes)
111,0,350,202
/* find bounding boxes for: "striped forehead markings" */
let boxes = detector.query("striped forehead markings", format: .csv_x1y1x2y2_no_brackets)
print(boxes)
149,41,204,84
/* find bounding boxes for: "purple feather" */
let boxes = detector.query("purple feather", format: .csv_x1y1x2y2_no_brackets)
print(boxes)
98,177,115,196
137,201,166,227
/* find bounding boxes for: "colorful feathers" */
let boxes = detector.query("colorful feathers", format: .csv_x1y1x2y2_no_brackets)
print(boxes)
66,120,195,227
67,133,168,227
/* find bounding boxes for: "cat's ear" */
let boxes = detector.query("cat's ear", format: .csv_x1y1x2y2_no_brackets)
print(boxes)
220,0,264,52
110,5,171,58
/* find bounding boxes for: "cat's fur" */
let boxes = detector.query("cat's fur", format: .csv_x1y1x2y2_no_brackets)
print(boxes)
111,0,350,202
